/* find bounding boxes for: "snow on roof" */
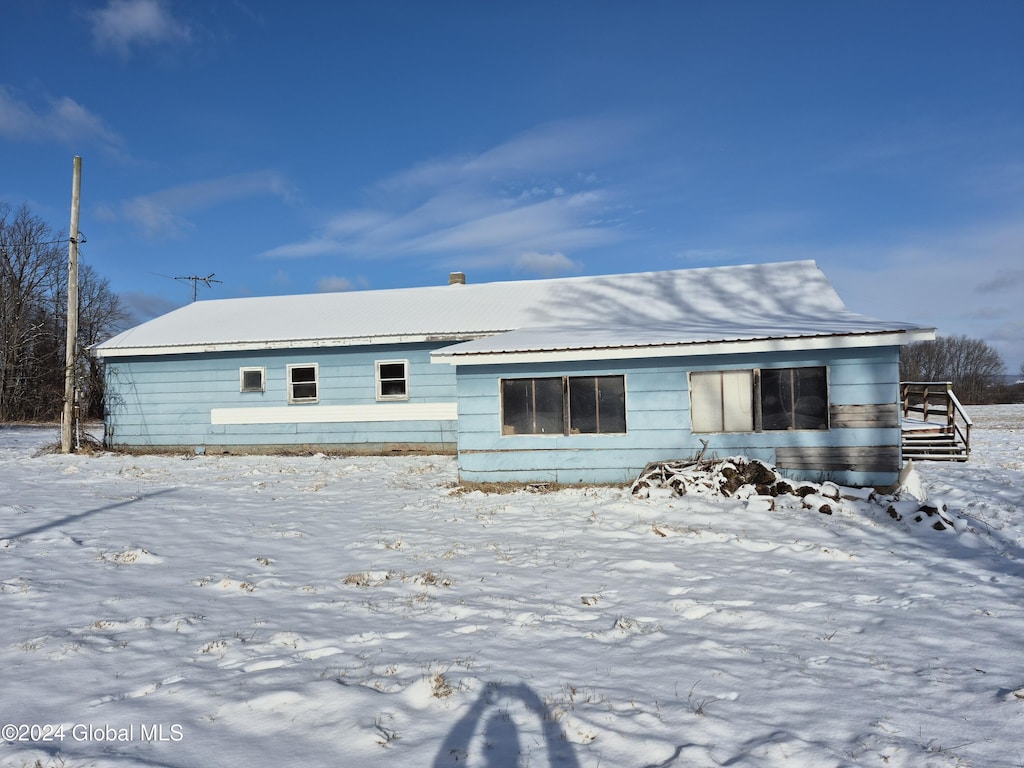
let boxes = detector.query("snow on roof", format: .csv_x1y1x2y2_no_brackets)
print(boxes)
93,260,933,360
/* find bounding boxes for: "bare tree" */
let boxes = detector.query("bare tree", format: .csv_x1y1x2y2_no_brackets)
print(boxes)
0,203,65,421
1,202,129,422
901,334,1006,404
77,265,129,419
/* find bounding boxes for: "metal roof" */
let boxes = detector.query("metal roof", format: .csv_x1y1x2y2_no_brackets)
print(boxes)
93,260,933,360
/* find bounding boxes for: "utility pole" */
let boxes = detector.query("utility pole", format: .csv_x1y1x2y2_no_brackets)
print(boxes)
61,156,81,454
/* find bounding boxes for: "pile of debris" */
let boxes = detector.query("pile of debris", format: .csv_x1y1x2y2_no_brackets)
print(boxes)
630,455,842,514
630,454,963,532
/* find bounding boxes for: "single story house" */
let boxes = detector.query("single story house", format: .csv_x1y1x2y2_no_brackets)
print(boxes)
93,260,934,486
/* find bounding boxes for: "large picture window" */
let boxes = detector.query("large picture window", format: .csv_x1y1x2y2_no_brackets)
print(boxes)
501,376,626,436
287,363,318,403
690,367,828,433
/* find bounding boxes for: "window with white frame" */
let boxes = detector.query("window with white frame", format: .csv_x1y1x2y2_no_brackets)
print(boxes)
376,360,409,400
690,366,828,433
287,363,318,403
239,367,265,393
500,375,626,435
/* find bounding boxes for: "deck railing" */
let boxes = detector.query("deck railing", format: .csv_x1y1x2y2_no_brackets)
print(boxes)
900,381,972,457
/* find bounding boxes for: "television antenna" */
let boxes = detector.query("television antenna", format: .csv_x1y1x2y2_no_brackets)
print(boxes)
174,273,222,302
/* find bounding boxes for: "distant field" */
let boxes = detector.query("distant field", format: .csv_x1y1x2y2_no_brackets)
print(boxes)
964,402,1024,430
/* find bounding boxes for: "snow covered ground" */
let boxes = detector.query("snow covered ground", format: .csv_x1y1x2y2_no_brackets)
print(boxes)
1,405,1022,768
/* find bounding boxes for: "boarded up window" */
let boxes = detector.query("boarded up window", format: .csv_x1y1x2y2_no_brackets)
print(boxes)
690,370,754,432
288,364,318,403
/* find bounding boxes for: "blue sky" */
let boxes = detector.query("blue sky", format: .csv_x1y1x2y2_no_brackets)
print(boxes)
2,1,1022,371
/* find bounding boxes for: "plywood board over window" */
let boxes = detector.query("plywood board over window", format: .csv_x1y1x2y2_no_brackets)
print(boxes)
690,370,753,432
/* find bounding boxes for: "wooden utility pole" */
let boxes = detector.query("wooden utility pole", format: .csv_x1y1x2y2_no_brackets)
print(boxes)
61,156,81,454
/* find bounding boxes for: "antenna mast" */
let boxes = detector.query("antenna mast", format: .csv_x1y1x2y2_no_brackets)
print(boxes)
175,273,222,302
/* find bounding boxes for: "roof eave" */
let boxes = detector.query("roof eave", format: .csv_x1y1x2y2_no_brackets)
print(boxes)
431,328,936,366
92,332,493,359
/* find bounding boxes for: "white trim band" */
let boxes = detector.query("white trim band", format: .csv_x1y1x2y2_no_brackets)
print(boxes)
211,402,458,426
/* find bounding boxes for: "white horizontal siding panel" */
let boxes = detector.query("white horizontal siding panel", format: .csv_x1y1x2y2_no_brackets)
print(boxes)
211,402,458,426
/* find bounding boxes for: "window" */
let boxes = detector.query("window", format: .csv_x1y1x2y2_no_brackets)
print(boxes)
501,378,564,435
690,367,828,433
376,360,409,400
690,370,754,432
239,367,265,393
568,376,627,434
287,363,318,403
759,366,828,430
501,375,626,435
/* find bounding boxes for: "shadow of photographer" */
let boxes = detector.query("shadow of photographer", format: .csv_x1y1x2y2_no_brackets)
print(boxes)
433,681,581,767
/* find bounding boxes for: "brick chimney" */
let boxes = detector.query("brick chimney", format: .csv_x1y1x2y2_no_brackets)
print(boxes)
448,272,466,285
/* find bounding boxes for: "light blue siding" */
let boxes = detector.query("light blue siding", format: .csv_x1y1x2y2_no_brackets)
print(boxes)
454,346,904,486
104,342,457,451
105,336,906,487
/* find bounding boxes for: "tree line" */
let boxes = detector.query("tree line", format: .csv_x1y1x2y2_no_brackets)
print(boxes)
1,202,127,422
900,334,1022,404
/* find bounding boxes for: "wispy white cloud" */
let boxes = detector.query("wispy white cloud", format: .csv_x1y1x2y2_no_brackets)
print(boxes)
260,118,636,274
0,85,122,152
103,171,296,238
88,0,192,58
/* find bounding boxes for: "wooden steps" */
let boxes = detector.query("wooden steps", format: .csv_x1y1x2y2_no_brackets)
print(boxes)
901,429,969,461
900,382,972,462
